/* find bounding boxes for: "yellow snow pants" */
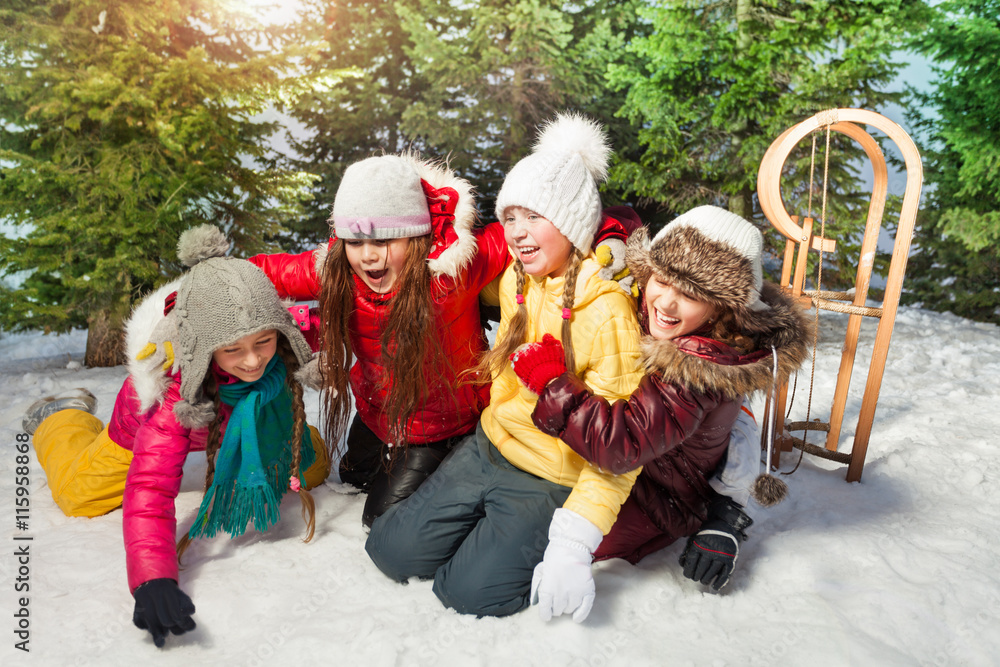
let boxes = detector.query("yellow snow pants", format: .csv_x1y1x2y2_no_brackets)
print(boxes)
32,409,331,518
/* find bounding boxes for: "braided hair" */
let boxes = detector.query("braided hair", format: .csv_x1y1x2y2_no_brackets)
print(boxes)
473,249,585,382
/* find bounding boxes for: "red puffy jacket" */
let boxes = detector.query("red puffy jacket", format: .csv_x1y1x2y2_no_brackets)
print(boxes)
249,223,510,444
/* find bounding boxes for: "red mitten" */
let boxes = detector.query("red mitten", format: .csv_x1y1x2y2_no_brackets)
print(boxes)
510,334,567,394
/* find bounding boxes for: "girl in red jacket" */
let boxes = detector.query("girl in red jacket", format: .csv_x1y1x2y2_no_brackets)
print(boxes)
250,154,509,527
25,225,328,648
511,205,812,591
249,153,631,527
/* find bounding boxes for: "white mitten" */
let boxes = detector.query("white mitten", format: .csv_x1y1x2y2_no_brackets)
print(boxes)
530,508,604,623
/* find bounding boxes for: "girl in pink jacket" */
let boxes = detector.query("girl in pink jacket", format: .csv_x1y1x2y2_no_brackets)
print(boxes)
25,226,328,648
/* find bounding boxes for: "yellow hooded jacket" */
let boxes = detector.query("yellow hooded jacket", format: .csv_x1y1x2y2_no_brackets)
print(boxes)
481,254,643,534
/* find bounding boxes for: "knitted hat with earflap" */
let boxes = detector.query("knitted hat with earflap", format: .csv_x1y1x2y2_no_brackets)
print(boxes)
170,224,315,428
330,155,432,240
626,205,796,507
494,113,611,253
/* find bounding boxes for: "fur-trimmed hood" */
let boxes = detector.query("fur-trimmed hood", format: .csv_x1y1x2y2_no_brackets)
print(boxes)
125,279,184,414
314,152,479,280
640,282,814,401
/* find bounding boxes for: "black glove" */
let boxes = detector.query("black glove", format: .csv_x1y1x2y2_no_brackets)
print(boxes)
679,497,753,591
132,578,196,648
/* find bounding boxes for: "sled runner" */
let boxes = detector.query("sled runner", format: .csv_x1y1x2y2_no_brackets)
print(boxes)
756,108,922,482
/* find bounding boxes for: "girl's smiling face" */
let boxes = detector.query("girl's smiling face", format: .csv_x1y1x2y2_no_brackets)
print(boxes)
212,329,278,382
344,238,411,293
644,278,718,341
502,206,574,278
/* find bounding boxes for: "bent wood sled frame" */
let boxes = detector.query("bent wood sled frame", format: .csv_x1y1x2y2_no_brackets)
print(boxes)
756,108,923,482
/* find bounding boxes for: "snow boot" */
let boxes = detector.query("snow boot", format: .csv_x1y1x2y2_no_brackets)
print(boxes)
22,388,98,435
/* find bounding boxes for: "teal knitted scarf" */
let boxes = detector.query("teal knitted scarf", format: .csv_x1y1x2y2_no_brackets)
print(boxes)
188,355,315,540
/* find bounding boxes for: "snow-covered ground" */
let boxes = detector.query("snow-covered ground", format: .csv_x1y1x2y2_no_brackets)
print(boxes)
1,306,998,665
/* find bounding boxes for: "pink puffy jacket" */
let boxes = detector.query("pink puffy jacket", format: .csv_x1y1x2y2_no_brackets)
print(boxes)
112,371,232,593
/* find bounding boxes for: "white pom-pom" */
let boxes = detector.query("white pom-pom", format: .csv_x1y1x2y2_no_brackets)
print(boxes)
177,224,230,267
533,112,610,182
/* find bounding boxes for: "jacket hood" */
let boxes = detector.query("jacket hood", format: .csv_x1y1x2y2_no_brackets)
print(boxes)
640,282,813,401
125,279,184,414
314,152,479,280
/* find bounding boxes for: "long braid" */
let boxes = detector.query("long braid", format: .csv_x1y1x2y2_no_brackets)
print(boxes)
471,259,530,382
560,250,585,374
176,374,223,562
278,339,315,543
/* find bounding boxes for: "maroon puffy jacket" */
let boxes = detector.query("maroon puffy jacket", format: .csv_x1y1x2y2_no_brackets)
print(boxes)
533,335,756,539
532,282,812,541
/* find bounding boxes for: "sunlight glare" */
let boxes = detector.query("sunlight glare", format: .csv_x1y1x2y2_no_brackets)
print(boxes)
237,0,306,26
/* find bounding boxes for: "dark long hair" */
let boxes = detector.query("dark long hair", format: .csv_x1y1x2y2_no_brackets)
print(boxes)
709,310,755,355
318,235,449,454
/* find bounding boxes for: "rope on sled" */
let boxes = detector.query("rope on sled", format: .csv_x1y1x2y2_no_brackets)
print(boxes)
783,129,829,475
804,290,884,318
789,436,852,464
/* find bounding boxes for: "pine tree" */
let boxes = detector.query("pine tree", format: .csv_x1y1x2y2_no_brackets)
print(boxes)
279,2,644,232
278,0,428,243
607,0,931,286
902,0,1000,323
0,0,322,365
397,0,646,216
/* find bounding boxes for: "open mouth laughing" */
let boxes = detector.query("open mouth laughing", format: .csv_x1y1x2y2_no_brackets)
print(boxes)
653,309,680,329
517,246,540,261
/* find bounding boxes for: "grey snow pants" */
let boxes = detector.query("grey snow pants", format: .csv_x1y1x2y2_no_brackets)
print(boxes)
365,423,571,617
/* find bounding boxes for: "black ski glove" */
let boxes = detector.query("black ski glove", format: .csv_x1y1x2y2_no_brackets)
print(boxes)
132,578,196,648
679,496,753,591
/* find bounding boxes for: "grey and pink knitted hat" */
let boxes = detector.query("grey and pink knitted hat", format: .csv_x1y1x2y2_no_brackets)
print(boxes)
330,155,432,240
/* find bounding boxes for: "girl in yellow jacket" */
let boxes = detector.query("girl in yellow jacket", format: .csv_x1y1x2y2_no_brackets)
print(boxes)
366,113,644,621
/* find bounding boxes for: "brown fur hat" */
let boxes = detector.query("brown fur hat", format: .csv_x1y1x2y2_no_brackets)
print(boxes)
626,206,788,334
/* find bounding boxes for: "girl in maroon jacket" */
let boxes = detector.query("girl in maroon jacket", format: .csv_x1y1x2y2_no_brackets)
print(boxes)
511,205,812,590
25,226,327,647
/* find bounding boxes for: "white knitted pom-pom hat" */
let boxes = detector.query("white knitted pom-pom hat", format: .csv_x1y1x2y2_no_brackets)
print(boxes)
494,113,611,253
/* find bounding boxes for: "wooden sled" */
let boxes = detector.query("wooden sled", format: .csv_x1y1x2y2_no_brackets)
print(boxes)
756,109,922,482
